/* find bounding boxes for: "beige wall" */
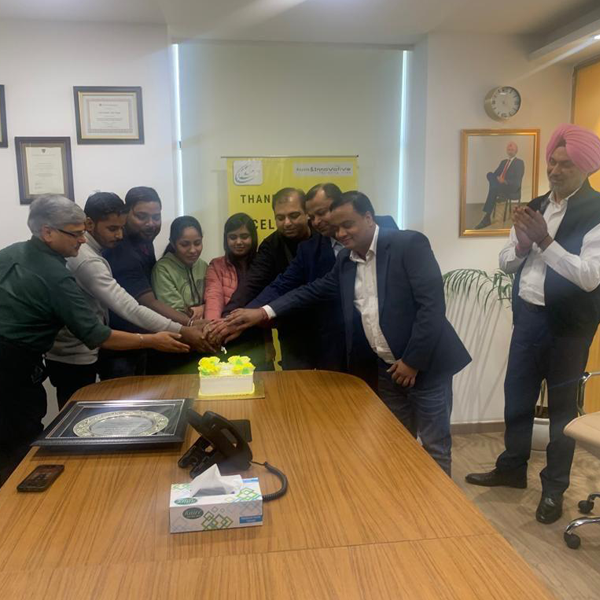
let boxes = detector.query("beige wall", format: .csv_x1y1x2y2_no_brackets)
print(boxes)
573,56,600,412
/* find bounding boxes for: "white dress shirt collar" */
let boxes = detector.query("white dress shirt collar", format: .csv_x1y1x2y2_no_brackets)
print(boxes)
330,236,344,257
350,225,379,264
548,184,582,207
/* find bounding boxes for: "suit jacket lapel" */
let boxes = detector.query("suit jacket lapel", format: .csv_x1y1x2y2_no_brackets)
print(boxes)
321,235,334,261
340,255,356,324
376,229,391,315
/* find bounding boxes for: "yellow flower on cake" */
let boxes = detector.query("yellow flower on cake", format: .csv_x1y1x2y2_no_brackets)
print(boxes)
228,355,255,375
198,356,222,376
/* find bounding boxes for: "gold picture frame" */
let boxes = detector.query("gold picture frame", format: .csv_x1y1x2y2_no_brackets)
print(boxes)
460,129,539,237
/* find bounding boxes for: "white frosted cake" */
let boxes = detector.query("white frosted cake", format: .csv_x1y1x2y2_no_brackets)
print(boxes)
198,356,255,397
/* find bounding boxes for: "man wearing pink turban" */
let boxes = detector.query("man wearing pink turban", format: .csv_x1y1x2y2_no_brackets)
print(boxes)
467,124,600,525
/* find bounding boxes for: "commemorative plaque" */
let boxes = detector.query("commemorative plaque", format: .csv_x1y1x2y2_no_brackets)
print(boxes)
33,398,192,452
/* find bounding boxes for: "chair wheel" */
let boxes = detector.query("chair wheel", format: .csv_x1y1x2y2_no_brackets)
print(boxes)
564,532,581,549
578,500,594,514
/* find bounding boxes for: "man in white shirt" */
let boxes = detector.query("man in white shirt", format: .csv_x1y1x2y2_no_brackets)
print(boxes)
217,191,471,475
467,124,600,524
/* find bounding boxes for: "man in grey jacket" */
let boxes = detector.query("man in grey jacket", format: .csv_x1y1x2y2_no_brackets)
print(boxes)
46,192,214,406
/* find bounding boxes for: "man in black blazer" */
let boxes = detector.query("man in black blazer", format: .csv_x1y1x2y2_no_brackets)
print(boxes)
475,141,525,230
220,191,471,475
224,187,314,369
245,183,347,371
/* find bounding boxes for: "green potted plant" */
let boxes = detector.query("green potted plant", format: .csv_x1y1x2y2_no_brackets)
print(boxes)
443,268,549,450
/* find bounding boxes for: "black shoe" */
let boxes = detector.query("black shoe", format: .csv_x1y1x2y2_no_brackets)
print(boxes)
474,214,492,230
536,494,563,524
465,469,527,489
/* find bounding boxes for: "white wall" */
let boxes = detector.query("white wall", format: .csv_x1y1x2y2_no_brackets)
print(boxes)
178,41,404,260
0,19,178,423
0,20,178,254
407,32,572,424
417,32,572,273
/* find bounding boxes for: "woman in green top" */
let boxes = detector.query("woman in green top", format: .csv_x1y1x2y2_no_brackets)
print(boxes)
152,216,208,320
149,216,208,374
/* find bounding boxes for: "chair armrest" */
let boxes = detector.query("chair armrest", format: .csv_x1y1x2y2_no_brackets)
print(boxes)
577,371,600,415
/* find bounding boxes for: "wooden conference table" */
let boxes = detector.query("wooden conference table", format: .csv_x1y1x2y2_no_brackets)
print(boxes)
0,371,552,599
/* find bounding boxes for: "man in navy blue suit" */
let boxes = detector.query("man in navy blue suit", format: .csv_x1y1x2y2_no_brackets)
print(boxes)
219,191,471,474
244,183,346,371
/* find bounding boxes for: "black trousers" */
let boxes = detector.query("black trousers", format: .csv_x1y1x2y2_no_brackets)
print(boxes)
496,304,594,496
483,172,510,214
46,359,97,410
0,340,47,487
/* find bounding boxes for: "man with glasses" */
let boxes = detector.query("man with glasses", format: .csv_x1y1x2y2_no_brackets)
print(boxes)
0,195,191,485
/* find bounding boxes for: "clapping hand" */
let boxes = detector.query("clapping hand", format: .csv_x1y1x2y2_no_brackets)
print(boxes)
514,207,551,249
512,207,533,255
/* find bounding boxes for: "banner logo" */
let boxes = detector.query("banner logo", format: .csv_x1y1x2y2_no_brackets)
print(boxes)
293,162,354,177
233,160,263,186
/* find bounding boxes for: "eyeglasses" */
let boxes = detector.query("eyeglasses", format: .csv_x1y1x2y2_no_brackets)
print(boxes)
56,228,86,240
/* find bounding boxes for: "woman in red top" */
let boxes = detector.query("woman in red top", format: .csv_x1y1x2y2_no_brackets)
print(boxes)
205,213,274,370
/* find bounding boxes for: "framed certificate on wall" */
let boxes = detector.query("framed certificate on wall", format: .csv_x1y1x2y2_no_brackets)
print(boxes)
15,137,75,205
0,85,7,148
74,86,144,144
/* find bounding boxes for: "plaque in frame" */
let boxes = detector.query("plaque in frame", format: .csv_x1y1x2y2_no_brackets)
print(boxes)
15,136,75,205
74,86,144,144
33,398,193,452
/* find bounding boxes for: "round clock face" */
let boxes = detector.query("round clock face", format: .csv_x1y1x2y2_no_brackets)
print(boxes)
485,86,521,121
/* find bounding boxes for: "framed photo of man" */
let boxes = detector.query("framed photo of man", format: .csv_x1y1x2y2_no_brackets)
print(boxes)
460,129,539,237
0,85,7,148
74,86,144,144
15,137,75,205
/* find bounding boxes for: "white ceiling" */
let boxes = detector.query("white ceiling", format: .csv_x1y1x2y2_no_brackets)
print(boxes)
0,0,597,45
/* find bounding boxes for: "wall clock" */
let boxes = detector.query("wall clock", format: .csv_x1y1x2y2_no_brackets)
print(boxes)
484,86,521,121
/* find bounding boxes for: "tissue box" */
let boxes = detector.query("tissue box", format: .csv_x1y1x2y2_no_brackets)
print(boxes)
169,477,263,533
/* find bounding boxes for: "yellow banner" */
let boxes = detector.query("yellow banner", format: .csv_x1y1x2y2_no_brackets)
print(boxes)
226,156,358,242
